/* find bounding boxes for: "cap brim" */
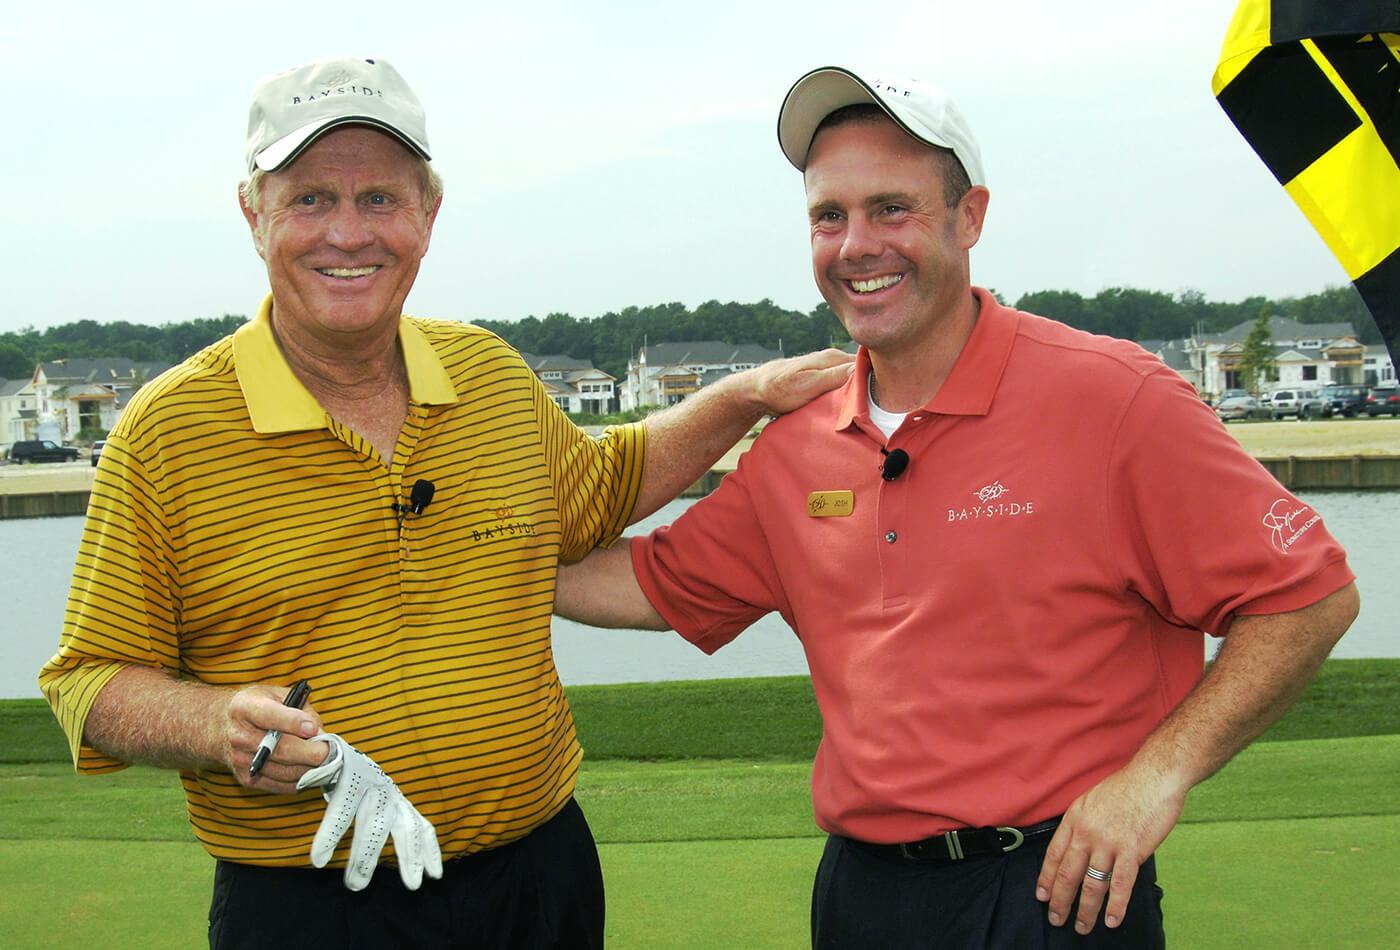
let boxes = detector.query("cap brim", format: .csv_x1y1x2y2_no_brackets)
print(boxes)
253,116,432,173
778,67,884,170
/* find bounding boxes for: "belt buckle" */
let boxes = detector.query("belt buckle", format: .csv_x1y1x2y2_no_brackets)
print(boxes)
894,825,1028,861
997,825,1025,853
936,826,1026,860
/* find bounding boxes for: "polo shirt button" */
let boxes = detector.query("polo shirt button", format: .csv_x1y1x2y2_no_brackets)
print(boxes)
885,531,898,543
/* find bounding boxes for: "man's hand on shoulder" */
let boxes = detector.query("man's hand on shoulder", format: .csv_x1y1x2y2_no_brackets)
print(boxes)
634,348,854,520
745,348,855,417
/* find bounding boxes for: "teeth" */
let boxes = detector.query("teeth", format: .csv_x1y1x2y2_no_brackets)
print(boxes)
318,266,379,278
850,274,902,294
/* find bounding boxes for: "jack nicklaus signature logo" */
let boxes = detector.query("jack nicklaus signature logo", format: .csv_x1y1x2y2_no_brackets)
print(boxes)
1262,498,1321,554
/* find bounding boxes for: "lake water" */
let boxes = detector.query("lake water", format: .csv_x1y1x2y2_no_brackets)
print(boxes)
4,491,1397,700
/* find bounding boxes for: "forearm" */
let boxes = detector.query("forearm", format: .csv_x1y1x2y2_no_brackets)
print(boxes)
84,664,235,770
555,542,670,630
1036,583,1359,932
1128,582,1359,796
635,375,767,521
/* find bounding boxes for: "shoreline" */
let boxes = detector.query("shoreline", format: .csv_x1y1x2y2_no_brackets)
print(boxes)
4,420,1400,515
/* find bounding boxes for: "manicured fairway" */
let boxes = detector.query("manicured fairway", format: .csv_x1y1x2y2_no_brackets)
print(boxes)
2,666,1395,948
3,735,1395,949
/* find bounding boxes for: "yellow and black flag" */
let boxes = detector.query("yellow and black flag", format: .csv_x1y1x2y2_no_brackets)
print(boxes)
1213,0,1400,365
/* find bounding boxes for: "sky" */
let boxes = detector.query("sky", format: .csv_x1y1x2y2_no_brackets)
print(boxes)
0,0,1359,336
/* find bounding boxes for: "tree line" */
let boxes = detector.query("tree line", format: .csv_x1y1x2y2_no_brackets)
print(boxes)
0,284,1380,384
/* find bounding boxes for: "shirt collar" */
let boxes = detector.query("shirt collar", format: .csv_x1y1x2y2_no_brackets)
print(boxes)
831,287,1019,432
232,295,459,434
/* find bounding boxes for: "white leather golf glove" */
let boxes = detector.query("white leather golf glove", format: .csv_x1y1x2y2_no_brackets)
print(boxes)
296,733,444,892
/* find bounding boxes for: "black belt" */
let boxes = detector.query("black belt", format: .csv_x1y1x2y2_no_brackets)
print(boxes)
847,817,1061,863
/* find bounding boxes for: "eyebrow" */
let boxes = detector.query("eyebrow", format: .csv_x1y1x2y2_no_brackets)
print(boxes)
808,190,918,219
865,191,917,208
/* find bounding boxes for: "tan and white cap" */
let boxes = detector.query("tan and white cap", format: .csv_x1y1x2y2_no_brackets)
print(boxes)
244,56,431,174
777,66,984,185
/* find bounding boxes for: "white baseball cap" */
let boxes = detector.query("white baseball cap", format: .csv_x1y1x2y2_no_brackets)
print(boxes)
777,66,985,185
244,56,431,174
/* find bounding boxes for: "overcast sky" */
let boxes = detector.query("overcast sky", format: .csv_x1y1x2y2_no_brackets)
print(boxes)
0,0,1358,337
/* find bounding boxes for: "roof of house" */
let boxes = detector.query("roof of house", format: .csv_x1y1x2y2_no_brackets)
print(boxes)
517,352,595,373
35,358,170,384
639,341,781,366
1203,316,1356,345
1145,339,1194,373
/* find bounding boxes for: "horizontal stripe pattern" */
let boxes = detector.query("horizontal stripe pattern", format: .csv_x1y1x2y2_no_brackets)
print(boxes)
39,314,645,864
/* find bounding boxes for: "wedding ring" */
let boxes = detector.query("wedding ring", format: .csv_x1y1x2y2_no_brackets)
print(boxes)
1085,865,1113,883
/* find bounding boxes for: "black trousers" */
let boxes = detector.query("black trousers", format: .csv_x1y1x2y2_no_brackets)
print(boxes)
208,798,604,950
812,832,1166,950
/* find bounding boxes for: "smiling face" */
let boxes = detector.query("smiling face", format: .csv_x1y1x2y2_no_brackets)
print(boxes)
804,117,988,359
240,126,441,350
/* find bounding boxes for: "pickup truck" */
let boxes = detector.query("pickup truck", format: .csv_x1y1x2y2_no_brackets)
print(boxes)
6,440,82,464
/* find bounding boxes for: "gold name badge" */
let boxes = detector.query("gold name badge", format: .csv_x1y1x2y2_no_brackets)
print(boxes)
807,490,854,517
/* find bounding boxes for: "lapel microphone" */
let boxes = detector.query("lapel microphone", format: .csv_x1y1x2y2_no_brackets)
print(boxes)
880,447,910,481
394,479,436,524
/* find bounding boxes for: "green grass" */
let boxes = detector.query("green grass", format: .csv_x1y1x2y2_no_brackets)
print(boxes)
1160,815,1400,950
569,675,824,761
1253,656,1400,741
0,700,70,764
5,659,1396,767
570,657,1400,759
2,659,1397,948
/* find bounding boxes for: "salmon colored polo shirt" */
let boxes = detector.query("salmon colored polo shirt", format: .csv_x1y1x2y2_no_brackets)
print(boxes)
631,288,1353,844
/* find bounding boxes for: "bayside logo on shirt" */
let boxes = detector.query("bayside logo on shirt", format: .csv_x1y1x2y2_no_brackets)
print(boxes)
470,506,538,544
1263,498,1321,554
947,480,1035,522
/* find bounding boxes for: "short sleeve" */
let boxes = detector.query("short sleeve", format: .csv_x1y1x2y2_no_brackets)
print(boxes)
1104,370,1353,637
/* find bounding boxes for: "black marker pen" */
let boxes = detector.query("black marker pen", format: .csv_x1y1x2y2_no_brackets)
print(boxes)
249,679,311,777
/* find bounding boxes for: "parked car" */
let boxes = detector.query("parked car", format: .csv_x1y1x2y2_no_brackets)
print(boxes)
1268,388,1332,420
1297,390,1333,420
6,440,81,464
1215,395,1267,422
90,439,107,467
1366,383,1400,417
1322,384,1370,417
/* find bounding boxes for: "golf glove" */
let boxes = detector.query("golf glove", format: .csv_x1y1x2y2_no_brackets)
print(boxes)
296,733,444,892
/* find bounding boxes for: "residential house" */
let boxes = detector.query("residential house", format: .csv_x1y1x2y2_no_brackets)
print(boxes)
517,353,618,415
1203,316,1365,394
1144,316,1393,398
30,358,169,442
1364,344,1396,385
0,378,37,445
621,341,782,411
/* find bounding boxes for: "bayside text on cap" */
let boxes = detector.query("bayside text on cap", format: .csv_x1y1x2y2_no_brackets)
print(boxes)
245,56,432,175
777,66,985,186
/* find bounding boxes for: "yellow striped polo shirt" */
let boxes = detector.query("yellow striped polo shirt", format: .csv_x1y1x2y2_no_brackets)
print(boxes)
39,296,645,866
